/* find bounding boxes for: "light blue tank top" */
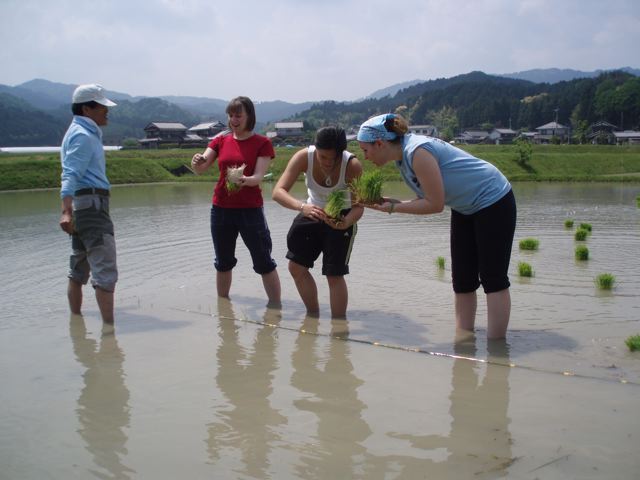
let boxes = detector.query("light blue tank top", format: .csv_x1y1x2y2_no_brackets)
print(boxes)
397,134,511,215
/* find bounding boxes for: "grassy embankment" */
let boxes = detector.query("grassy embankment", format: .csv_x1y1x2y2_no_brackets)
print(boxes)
1,143,640,191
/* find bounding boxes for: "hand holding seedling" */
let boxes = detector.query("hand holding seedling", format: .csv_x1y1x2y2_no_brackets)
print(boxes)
302,203,327,222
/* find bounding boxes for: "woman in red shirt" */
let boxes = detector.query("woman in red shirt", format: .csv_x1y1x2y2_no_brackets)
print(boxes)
191,96,281,305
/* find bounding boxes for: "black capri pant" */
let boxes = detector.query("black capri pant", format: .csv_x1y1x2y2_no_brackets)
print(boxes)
450,190,516,294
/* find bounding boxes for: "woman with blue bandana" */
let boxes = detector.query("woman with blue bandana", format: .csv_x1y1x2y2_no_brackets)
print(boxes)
357,114,516,339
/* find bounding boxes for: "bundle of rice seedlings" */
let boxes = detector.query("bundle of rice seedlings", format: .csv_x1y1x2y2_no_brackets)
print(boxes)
349,169,384,205
436,256,446,269
519,238,539,250
575,245,589,260
518,261,533,277
595,273,615,290
625,334,640,352
324,190,347,219
564,219,574,228
225,164,246,194
575,228,588,241
579,222,592,233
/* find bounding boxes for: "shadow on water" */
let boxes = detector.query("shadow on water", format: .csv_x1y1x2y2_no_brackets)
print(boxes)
363,334,515,479
206,298,287,478
69,314,135,479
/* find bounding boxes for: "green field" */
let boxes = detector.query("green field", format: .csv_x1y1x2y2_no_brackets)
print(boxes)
1,143,640,191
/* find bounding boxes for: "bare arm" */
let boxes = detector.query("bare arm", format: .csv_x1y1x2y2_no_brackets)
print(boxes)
59,196,74,234
273,148,326,221
371,148,445,215
239,155,272,187
191,147,216,174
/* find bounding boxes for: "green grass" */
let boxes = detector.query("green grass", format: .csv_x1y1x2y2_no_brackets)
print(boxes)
2,143,640,191
625,334,640,352
519,238,539,250
564,219,574,228
518,261,533,277
595,273,615,290
350,169,385,204
575,229,589,241
575,245,589,261
324,190,347,219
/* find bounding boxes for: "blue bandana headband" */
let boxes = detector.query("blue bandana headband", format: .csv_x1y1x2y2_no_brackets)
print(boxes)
356,114,398,142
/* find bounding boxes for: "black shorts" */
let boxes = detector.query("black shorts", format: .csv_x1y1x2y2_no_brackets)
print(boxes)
285,210,357,276
450,190,516,294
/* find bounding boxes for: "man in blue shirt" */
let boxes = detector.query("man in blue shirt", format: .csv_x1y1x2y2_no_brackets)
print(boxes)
59,84,118,324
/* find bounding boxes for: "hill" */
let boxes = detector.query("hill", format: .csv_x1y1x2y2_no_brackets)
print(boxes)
498,67,640,84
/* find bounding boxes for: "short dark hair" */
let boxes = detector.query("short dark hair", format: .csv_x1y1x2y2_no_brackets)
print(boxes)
71,101,100,116
226,96,256,131
315,126,347,155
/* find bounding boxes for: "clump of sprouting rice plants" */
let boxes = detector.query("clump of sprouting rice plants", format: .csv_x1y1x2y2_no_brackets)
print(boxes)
225,164,246,193
575,245,589,261
324,189,347,219
636,196,640,208
579,222,592,233
564,219,574,228
349,169,384,205
575,228,588,241
436,256,445,269
595,273,615,290
518,261,533,277
519,238,539,251
625,334,640,352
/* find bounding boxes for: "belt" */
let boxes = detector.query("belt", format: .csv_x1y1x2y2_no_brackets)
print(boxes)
75,188,110,196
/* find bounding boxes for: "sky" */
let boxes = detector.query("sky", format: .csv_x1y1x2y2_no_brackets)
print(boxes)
1,0,639,104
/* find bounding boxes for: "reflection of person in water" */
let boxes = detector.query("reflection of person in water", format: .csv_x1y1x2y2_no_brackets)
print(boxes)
69,315,133,478
381,334,514,478
290,316,372,478
206,298,286,477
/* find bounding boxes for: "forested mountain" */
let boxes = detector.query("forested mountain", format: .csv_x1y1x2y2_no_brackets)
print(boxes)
289,70,640,140
1,70,639,146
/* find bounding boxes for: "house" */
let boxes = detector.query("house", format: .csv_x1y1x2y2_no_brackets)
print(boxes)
488,128,517,144
587,120,618,144
139,122,188,148
455,130,489,144
275,122,304,138
188,121,226,139
408,124,438,137
535,121,569,143
613,131,640,145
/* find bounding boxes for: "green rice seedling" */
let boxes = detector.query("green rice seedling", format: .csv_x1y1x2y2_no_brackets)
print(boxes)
225,164,245,194
625,334,640,352
436,256,445,269
574,228,588,241
324,189,347,219
579,222,592,233
564,219,574,228
575,245,589,261
636,196,640,208
595,273,615,290
518,261,533,277
349,169,384,205
519,238,539,250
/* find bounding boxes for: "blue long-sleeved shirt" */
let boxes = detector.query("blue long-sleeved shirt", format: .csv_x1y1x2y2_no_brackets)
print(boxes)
60,116,110,198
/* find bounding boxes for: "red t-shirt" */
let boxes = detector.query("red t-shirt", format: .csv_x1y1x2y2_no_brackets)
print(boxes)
208,133,275,208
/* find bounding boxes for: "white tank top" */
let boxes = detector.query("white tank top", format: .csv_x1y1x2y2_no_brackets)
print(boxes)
304,145,353,208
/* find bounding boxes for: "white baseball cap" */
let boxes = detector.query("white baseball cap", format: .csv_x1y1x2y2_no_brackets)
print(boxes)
72,84,117,107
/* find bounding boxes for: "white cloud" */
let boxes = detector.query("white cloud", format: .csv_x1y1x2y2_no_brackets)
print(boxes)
1,0,638,102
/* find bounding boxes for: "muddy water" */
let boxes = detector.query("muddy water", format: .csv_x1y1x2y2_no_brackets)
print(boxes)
1,182,639,478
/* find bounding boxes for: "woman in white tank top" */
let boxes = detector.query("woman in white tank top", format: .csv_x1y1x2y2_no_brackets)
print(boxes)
273,127,364,318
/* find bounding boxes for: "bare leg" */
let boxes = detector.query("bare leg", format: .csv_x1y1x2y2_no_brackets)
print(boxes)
455,291,477,332
217,270,232,298
486,288,511,339
289,261,319,314
261,269,281,306
67,279,83,315
95,287,115,324
327,275,348,319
